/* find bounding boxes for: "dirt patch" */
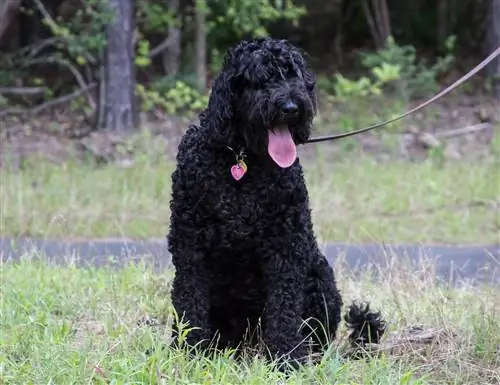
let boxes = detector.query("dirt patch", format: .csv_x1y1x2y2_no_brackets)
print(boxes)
0,115,189,170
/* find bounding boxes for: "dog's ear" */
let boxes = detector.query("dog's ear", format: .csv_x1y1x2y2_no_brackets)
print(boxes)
205,68,235,143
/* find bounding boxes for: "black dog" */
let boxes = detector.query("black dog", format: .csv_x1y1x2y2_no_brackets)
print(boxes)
167,37,385,368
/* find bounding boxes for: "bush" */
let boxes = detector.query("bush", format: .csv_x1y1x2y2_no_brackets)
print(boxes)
136,79,208,118
319,62,401,103
318,35,456,104
315,59,405,139
359,36,456,100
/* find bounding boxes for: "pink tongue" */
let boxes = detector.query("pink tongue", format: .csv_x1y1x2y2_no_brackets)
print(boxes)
267,126,297,168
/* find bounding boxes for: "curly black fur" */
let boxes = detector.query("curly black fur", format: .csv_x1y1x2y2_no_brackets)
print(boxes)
344,302,387,346
167,36,385,369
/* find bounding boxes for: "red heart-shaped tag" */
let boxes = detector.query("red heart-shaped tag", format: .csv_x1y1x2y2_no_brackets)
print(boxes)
230,164,246,181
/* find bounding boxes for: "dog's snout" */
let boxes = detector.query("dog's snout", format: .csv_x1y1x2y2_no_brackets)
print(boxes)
282,100,299,115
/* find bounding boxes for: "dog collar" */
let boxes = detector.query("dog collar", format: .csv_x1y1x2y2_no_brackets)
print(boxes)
226,146,247,181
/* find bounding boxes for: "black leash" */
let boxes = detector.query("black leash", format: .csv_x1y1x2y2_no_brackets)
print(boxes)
305,46,500,144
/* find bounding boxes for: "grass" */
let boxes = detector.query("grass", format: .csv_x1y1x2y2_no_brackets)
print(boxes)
0,147,498,244
1,253,499,384
1,120,498,383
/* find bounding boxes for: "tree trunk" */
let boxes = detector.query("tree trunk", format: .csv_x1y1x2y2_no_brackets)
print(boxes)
487,0,500,98
194,0,207,91
436,0,448,46
162,0,181,76
376,0,391,46
0,0,21,44
360,0,391,49
100,0,139,132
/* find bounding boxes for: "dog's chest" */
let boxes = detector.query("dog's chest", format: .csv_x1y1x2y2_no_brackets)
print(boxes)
205,166,293,239
215,176,275,220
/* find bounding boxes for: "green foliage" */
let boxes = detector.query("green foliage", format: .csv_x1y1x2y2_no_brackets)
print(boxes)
206,0,306,71
315,35,457,139
360,36,457,99
320,62,402,103
135,39,152,68
136,1,177,33
153,73,202,93
51,0,113,63
133,0,209,119
209,48,225,75
316,62,405,138
134,31,208,118
208,0,305,37
1,0,112,95
136,79,208,118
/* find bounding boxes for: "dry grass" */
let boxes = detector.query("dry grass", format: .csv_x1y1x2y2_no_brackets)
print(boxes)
1,251,499,384
0,145,498,244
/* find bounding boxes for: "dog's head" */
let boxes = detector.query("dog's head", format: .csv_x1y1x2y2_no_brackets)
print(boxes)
203,37,317,168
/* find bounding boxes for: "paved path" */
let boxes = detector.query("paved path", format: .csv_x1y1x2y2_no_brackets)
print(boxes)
1,237,499,286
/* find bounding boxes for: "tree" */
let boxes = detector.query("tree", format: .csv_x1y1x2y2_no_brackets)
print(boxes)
487,0,500,98
360,0,391,49
162,0,182,76
99,0,139,132
0,0,21,45
142,0,182,76
194,0,207,92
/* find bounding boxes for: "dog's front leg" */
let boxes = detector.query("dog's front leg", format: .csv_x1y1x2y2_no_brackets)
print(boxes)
171,253,214,350
261,250,307,369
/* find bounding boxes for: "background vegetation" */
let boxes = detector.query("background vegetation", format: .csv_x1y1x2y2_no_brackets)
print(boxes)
1,0,499,134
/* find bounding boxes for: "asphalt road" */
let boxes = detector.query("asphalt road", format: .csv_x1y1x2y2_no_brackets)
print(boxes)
1,237,499,286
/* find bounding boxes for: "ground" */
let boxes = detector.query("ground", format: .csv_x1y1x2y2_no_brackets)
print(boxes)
2,254,499,384
0,91,499,384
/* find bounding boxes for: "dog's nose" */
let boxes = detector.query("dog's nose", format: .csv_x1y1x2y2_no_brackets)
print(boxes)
282,101,298,115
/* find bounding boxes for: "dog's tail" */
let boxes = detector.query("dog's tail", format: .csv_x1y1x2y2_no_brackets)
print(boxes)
344,302,386,349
